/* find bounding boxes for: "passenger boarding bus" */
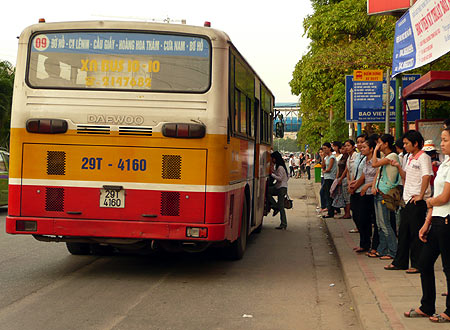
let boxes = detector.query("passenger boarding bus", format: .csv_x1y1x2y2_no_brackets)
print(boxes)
6,20,275,259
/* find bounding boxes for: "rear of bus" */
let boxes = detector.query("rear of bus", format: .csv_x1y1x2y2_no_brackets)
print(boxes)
6,20,248,257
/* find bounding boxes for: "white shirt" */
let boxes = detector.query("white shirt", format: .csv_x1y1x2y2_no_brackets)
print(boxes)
289,158,294,167
403,151,433,203
346,151,359,181
432,158,450,217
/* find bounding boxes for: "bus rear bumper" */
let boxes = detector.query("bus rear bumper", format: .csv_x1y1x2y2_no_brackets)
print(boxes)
6,216,228,242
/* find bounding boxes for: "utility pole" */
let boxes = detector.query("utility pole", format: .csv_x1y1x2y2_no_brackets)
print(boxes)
385,68,390,134
395,74,403,139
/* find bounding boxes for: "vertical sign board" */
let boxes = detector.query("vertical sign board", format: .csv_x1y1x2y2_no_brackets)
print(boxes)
345,74,421,122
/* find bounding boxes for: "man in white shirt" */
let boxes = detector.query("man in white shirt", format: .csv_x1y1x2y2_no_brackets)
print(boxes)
386,130,433,274
288,154,295,177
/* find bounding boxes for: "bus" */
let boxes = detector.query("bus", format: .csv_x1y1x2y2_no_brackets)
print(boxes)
6,20,276,259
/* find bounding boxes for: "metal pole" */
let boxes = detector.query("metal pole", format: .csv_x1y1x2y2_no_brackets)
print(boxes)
385,68,390,134
395,74,403,140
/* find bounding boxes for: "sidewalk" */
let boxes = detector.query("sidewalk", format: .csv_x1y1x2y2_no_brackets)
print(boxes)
312,182,447,330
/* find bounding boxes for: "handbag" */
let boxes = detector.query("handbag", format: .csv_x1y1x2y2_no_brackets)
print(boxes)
381,185,404,211
378,163,404,211
284,194,293,209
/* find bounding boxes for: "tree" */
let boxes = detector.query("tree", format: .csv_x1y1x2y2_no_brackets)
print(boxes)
290,0,397,151
291,0,450,151
273,137,301,152
0,61,14,149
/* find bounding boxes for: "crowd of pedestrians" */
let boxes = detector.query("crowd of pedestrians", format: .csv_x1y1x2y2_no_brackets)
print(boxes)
317,118,450,323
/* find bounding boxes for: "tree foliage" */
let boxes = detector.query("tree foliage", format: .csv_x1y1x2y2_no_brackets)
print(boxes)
291,0,450,152
0,61,14,149
273,137,301,153
290,0,397,151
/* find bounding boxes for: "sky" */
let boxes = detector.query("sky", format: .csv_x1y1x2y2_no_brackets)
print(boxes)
0,0,313,102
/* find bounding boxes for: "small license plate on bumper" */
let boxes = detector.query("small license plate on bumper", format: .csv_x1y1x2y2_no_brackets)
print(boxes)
100,188,125,208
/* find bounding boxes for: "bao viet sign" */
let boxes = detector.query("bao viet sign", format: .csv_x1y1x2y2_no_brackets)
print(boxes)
392,0,450,76
345,74,421,122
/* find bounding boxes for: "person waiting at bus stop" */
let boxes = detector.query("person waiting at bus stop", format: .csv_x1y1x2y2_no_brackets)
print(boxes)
404,126,450,323
268,151,289,230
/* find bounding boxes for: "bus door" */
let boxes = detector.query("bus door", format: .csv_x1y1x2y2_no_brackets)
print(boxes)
251,99,260,227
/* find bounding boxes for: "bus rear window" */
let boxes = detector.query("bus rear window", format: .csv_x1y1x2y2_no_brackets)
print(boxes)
27,31,211,92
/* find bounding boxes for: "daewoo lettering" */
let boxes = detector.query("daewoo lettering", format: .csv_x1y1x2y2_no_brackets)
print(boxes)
87,114,144,125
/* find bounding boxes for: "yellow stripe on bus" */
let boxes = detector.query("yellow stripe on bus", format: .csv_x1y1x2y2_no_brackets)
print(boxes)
9,128,264,186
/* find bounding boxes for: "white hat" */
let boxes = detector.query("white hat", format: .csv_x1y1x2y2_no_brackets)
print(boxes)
423,140,436,152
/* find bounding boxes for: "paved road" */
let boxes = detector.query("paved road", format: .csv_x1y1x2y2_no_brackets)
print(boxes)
0,179,360,330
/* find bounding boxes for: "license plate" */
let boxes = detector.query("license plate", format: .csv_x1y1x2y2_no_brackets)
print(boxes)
100,189,125,208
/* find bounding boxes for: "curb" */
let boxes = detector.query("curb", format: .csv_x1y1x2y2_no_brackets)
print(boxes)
313,183,395,330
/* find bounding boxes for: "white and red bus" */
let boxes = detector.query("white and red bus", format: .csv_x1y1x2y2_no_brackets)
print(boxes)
6,20,275,259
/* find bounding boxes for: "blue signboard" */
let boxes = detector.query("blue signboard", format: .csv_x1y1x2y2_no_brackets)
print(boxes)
353,81,383,109
345,74,421,123
31,32,210,57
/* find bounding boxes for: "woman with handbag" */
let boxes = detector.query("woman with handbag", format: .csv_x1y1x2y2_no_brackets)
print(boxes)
385,130,433,274
268,151,289,230
404,126,450,323
371,134,400,260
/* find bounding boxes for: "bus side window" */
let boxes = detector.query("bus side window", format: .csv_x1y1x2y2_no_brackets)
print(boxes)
240,92,247,134
235,89,240,133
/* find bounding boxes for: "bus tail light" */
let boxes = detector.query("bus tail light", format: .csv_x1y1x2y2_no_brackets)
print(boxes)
162,123,205,138
16,220,37,231
26,119,68,134
186,227,208,238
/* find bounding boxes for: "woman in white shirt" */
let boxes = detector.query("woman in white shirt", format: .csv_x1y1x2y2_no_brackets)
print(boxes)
404,127,450,322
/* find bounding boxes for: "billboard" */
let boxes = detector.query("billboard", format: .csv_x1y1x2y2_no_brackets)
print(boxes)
367,0,413,15
392,0,450,76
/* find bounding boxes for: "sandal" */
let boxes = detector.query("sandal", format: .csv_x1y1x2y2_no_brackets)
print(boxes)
380,255,393,260
430,313,450,323
368,252,381,258
348,229,359,233
404,308,430,318
406,268,420,274
384,264,404,270
365,249,377,256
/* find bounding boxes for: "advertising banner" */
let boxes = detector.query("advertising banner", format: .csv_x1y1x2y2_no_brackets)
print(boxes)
392,0,450,76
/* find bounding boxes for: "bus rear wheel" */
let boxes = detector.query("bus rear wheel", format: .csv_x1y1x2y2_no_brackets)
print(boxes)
66,242,91,255
226,200,248,260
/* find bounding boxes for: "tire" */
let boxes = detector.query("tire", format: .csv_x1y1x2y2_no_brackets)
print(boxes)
226,199,248,260
66,242,91,255
253,219,263,234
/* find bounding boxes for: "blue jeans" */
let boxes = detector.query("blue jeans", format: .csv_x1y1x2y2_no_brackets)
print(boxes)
374,194,397,257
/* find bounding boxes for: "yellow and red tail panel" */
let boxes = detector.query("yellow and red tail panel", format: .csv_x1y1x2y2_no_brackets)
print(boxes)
6,128,259,242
